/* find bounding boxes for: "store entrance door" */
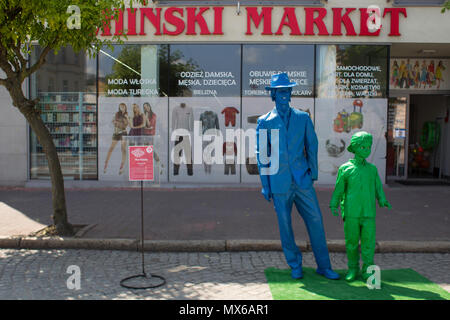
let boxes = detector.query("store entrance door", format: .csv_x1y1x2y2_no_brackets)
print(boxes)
408,94,448,180
387,96,408,180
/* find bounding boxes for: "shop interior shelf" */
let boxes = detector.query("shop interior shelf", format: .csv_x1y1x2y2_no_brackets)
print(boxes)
31,92,98,180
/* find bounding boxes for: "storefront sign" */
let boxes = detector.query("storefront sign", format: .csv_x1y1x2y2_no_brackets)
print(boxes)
245,7,406,36
99,6,407,38
100,7,224,36
129,145,154,181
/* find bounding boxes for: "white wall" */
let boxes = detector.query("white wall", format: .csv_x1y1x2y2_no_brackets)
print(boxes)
0,71,28,186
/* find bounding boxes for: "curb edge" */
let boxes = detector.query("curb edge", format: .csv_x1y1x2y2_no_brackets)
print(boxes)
0,238,449,253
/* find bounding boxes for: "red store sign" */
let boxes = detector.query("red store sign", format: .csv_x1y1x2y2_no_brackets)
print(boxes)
99,6,407,37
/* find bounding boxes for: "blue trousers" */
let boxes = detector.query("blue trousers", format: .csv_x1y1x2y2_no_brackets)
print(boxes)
272,183,332,271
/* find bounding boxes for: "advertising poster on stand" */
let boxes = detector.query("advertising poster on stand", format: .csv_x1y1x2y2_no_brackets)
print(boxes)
129,145,154,182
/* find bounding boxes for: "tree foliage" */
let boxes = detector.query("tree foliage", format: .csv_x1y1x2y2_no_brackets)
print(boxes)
0,0,146,86
0,0,147,235
442,1,450,13
105,45,143,94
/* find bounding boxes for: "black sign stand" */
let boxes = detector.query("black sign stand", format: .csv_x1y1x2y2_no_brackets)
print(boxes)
120,180,166,289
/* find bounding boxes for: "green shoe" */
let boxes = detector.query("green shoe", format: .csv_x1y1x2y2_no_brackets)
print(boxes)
362,271,371,282
361,264,373,282
345,269,358,282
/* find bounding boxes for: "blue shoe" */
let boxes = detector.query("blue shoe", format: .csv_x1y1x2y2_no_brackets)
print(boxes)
291,267,303,279
316,268,340,280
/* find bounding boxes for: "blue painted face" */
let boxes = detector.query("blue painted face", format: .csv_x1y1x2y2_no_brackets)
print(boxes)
273,88,292,114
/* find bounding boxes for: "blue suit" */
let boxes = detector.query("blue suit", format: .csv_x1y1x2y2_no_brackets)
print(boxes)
256,107,332,271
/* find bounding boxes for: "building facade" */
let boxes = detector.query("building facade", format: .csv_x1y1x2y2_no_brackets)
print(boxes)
1,0,449,186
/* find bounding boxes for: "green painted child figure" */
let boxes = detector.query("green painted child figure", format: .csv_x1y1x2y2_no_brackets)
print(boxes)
329,131,392,282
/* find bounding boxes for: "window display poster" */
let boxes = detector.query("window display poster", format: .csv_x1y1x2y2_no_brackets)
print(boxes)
170,44,241,98
390,59,450,91
168,97,241,183
242,44,314,97
98,44,165,98
316,45,388,99
129,146,154,181
241,97,314,184
315,98,387,184
98,96,168,182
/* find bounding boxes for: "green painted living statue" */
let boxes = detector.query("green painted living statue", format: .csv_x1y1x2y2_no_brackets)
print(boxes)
329,131,392,282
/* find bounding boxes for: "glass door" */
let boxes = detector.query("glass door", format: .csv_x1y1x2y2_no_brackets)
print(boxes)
387,96,408,179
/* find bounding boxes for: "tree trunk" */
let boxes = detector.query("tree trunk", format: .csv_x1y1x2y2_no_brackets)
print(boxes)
8,83,74,236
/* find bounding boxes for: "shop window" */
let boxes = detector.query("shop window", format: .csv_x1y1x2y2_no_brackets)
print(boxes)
315,45,389,184
74,52,80,66
168,44,241,183
48,78,54,93
59,48,67,64
98,44,169,98
29,46,97,180
242,44,314,98
63,80,69,93
241,44,315,183
169,44,241,98
316,45,388,99
97,45,170,182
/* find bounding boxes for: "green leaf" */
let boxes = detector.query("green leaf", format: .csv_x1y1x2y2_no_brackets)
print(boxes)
0,0,148,77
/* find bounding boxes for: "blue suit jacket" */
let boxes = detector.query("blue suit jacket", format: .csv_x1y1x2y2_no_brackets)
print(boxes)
256,107,318,194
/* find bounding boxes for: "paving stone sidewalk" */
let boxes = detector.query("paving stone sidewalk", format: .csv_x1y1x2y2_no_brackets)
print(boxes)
1,185,449,241
0,249,448,300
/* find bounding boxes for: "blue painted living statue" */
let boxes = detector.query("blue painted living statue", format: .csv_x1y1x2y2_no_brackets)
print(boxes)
256,73,339,280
